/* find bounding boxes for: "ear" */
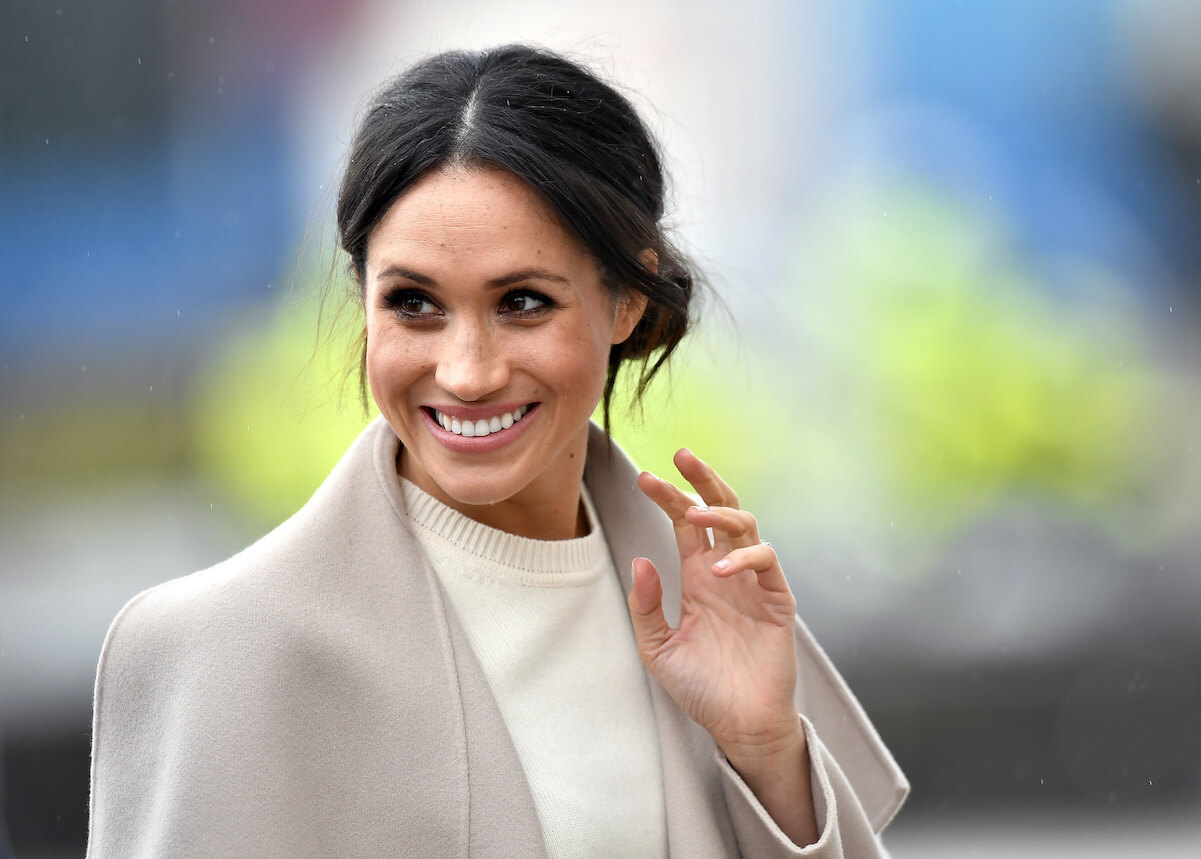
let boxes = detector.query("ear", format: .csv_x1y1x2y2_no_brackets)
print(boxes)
611,249,656,344
612,288,649,344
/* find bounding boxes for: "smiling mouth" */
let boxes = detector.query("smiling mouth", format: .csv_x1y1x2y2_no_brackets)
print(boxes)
427,404,533,437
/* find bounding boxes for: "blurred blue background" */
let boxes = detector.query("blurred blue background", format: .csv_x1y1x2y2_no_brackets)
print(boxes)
2,0,1200,855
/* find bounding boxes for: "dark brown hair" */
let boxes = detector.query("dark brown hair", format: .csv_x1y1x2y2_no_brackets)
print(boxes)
336,44,696,428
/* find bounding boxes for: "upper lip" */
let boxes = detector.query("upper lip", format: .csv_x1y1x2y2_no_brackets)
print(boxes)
425,401,536,420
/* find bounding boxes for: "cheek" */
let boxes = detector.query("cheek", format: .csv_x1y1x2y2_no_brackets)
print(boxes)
550,326,613,401
364,325,424,398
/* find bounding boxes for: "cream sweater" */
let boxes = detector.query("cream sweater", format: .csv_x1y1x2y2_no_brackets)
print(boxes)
401,479,668,858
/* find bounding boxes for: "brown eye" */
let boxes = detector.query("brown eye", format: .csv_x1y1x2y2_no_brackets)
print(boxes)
401,295,434,314
384,289,440,318
501,290,550,314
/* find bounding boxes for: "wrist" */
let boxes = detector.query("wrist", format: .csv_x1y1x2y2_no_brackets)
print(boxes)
720,715,820,848
719,713,807,779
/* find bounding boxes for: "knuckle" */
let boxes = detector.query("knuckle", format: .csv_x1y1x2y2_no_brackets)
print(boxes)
718,512,746,535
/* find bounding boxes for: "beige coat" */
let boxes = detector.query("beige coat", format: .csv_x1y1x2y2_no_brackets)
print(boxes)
88,418,907,857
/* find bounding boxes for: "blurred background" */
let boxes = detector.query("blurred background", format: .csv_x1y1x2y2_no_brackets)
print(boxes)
2,0,1200,855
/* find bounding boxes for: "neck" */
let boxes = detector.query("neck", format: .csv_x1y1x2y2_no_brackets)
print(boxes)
396,437,591,541
450,487,589,541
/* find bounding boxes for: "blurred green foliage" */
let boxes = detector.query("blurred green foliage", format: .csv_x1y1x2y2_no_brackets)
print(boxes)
186,186,1172,557
816,189,1161,526
192,290,375,529
601,186,1169,551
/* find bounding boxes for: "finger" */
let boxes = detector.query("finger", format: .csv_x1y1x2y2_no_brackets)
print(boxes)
684,505,761,549
627,557,673,663
711,544,793,596
637,469,699,519
637,470,710,556
673,448,739,510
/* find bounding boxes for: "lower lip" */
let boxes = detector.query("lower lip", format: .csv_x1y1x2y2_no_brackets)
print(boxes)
421,405,540,453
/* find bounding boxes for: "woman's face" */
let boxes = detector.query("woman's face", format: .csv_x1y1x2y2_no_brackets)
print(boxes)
363,165,644,535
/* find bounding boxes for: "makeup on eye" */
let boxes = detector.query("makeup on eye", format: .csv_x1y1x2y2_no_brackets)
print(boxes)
380,285,556,320
499,289,554,315
382,288,440,318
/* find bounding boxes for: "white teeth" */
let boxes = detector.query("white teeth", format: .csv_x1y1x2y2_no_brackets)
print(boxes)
435,405,531,437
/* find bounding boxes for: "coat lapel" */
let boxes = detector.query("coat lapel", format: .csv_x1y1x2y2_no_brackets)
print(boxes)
585,428,740,855
443,605,550,857
368,420,548,856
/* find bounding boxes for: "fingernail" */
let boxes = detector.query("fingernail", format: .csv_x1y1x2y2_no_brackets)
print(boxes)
713,559,732,572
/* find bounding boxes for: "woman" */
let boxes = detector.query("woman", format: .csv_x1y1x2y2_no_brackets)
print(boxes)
88,45,906,857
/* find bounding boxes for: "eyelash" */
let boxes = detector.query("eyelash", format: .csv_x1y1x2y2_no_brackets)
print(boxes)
383,288,554,320
382,289,437,319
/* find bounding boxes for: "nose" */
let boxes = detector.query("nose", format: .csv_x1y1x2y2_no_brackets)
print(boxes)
434,320,509,402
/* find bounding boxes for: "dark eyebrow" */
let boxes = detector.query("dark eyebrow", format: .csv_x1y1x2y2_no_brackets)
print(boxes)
487,268,570,288
375,266,570,289
376,266,435,285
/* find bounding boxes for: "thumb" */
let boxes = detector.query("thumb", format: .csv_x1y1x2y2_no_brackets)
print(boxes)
627,557,672,661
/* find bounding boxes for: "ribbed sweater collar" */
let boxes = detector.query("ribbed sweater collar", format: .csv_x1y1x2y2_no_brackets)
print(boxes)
399,477,608,585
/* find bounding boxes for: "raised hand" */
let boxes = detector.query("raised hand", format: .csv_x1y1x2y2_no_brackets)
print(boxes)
627,448,818,846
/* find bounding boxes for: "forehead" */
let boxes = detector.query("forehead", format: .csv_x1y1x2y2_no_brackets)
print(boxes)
365,166,585,274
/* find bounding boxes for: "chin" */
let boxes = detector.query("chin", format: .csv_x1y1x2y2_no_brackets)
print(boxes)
419,457,533,508
441,478,520,508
